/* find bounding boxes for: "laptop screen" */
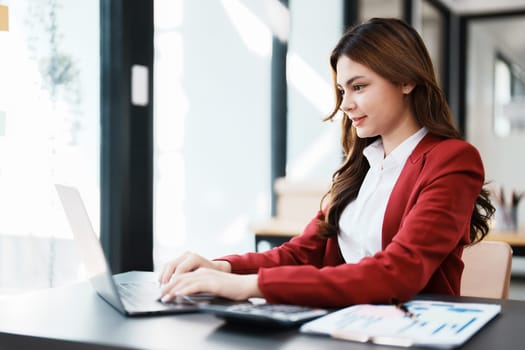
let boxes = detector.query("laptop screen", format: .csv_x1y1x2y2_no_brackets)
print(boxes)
55,184,126,313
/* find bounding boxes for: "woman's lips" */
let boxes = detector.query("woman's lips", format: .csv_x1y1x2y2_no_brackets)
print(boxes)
351,115,366,127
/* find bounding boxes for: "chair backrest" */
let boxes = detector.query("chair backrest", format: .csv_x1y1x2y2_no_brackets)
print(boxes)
461,240,513,299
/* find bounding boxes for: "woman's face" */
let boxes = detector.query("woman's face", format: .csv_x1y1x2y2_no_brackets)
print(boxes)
336,55,416,145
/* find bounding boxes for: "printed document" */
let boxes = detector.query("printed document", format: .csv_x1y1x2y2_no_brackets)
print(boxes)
300,300,501,348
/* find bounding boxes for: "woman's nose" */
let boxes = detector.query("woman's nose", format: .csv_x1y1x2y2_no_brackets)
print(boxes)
340,97,356,113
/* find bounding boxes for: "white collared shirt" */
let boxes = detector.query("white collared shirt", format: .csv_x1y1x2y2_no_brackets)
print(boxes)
338,128,428,263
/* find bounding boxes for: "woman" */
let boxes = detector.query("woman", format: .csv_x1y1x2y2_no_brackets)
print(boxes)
158,18,494,308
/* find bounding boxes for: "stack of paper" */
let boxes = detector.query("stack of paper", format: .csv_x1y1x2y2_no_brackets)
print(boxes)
300,300,501,348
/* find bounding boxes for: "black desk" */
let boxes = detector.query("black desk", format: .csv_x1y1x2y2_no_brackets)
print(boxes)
1,274,524,350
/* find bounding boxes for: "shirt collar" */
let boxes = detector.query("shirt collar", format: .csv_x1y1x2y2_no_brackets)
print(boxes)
363,127,428,170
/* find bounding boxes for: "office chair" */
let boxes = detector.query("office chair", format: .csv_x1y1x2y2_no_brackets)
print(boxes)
461,240,513,299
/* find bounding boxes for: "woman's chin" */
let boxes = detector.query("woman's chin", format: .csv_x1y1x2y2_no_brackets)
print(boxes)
354,126,372,139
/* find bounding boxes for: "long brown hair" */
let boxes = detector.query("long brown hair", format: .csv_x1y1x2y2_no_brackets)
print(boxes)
318,18,494,244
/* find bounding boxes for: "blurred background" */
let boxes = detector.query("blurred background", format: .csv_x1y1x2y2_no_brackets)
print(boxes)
1,0,525,299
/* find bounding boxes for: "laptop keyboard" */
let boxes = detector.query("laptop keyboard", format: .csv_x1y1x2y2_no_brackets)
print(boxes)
117,281,160,306
115,280,328,325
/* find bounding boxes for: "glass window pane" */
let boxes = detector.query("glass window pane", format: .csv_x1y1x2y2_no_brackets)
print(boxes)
153,0,272,265
421,1,444,86
0,0,99,294
286,0,343,183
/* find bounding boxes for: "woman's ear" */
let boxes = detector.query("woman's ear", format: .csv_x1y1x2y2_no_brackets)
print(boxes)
401,82,416,94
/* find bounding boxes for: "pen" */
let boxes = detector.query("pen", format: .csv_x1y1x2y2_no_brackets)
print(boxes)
391,299,419,321
512,190,523,207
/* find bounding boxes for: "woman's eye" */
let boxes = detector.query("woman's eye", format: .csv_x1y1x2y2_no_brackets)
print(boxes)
337,88,345,96
353,84,364,91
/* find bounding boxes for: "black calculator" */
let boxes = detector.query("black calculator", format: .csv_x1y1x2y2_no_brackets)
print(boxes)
196,299,329,327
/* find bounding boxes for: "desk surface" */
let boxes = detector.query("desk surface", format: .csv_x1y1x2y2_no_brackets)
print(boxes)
487,231,525,246
1,273,524,350
254,221,525,256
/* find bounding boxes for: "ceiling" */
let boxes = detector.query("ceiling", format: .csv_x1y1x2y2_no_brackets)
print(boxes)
430,1,525,65
437,0,525,14
470,16,525,66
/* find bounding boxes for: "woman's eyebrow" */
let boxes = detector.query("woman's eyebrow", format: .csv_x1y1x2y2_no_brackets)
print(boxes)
337,75,365,87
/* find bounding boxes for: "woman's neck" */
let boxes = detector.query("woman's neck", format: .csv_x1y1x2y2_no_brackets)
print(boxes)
382,118,421,157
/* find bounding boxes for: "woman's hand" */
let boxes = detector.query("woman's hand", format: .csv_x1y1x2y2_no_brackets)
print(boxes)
159,268,262,302
158,251,231,285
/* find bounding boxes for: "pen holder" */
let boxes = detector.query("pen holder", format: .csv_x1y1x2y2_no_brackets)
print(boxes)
494,204,518,231
511,206,518,231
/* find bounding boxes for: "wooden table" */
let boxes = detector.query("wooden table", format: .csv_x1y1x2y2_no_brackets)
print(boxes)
254,220,525,256
253,219,303,251
486,231,525,256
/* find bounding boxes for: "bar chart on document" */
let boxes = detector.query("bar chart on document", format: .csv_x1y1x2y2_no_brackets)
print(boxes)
396,301,500,345
300,300,501,348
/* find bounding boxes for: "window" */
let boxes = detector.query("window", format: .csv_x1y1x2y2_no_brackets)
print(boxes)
153,0,272,265
152,1,348,263
494,53,525,137
0,0,99,294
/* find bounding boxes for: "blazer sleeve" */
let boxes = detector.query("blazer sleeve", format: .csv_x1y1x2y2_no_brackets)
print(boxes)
254,141,485,308
216,211,332,274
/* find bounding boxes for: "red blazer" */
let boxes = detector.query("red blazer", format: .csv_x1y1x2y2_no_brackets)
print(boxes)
219,134,485,308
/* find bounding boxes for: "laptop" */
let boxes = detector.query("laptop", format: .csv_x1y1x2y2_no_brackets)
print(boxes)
55,184,205,316
55,184,329,325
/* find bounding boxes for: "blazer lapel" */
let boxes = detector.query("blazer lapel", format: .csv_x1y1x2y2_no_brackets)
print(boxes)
381,133,444,248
